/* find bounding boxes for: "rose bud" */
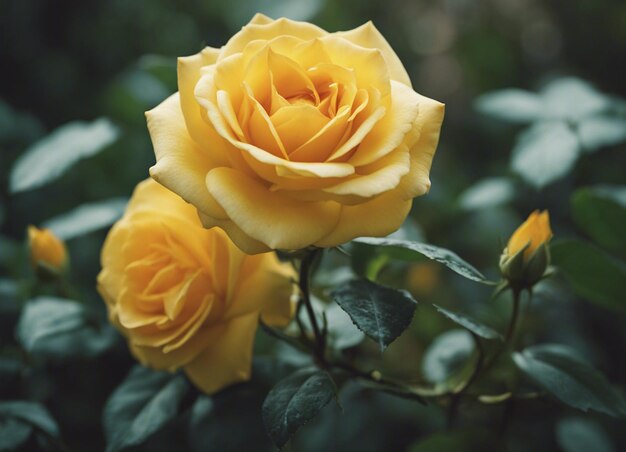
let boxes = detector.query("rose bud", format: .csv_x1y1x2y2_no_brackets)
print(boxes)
27,225,67,276
500,210,553,290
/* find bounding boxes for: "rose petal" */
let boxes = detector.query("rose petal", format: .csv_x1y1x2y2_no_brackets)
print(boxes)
223,252,295,325
320,36,391,100
347,81,420,166
272,104,329,153
130,318,224,371
268,48,319,103
184,312,259,393
219,17,327,61
147,94,230,221
249,12,274,25
323,147,410,198
315,188,412,247
177,47,221,148
289,105,351,162
335,21,413,87
326,105,386,161
398,94,445,199
206,167,341,250
198,212,271,255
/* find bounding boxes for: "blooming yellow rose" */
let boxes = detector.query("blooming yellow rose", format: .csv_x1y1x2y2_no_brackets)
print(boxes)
147,14,444,254
97,179,295,394
500,210,553,289
27,225,67,273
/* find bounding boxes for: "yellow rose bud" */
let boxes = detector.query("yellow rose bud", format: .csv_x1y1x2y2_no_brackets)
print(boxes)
27,226,67,274
97,179,295,394
500,210,553,289
146,14,444,254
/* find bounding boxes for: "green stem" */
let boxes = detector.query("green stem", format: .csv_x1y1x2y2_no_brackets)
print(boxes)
504,289,522,346
483,288,523,371
298,248,325,364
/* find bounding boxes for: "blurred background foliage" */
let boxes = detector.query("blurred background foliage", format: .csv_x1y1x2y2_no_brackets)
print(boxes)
1,0,625,451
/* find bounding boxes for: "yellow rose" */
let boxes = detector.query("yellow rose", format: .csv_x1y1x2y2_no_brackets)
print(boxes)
27,225,67,273
147,14,444,254
506,210,553,261
500,210,553,288
97,179,295,394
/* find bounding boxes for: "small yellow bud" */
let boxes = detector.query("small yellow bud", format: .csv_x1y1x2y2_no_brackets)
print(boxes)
27,226,67,274
500,211,553,289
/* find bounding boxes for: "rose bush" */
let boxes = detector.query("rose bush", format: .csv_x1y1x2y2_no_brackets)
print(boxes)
97,179,295,393
147,14,445,254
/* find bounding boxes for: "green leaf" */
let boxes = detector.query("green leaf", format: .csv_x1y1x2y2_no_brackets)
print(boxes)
556,417,614,452
513,344,626,417
103,366,190,452
434,305,502,340
542,77,611,120
578,116,626,152
0,401,59,438
324,302,365,350
551,240,626,311
0,418,32,450
10,118,119,193
353,237,488,283
332,279,417,351
17,297,86,350
17,297,115,359
262,369,337,449
422,329,475,385
474,89,543,123
187,359,288,452
458,177,515,211
43,197,128,240
511,122,580,188
571,187,626,251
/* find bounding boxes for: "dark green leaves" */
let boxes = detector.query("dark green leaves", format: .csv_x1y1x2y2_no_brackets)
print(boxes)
43,198,128,240
434,305,502,340
571,186,626,251
103,366,190,452
332,279,417,351
353,237,487,283
16,297,115,359
458,177,515,211
513,344,626,417
0,401,59,450
262,369,337,449
556,417,614,452
476,77,626,188
551,240,626,311
475,89,543,123
421,329,475,387
511,122,580,188
10,118,119,193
